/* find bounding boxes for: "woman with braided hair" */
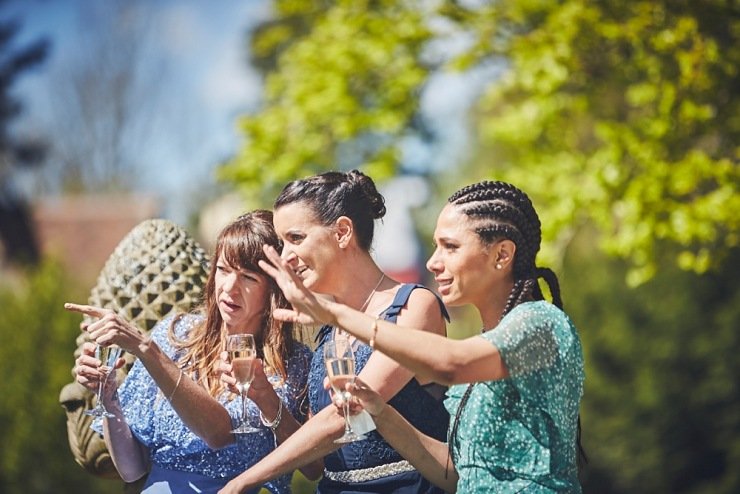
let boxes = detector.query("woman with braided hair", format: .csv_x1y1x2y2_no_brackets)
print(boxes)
258,180,585,493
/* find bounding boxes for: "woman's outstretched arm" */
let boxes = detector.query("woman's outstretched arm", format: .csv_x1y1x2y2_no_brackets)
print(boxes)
219,285,448,493
68,303,323,479
259,246,508,386
66,303,237,448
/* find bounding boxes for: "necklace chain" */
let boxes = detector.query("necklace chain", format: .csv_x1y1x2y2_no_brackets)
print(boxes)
336,273,385,340
359,273,385,313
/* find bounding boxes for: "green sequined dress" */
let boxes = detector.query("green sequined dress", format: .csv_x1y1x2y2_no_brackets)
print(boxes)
444,301,584,493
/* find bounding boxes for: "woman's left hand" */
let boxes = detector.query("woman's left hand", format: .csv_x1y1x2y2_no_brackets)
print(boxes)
217,352,274,403
246,359,273,402
258,245,336,326
324,376,386,418
64,303,145,355
216,350,239,394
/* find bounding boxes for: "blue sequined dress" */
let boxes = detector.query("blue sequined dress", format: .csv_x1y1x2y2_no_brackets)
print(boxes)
445,301,585,493
309,284,450,494
94,313,312,494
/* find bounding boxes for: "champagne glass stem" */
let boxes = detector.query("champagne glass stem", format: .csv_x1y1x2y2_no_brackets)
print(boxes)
87,366,112,418
96,377,104,405
241,386,249,427
98,369,111,415
342,398,353,436
97,372,108,409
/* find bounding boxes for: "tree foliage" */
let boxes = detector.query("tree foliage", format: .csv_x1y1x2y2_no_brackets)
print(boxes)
219,4,740,491
562,238,740,493
219,0,432,203
226,0,738,284
0,263,112,493
455,0,739,284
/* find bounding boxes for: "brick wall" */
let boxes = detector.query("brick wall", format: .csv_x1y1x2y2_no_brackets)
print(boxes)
32,194,161,286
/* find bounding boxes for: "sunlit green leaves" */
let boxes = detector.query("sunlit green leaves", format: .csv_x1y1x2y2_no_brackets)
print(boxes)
225,0,737,281
221,0,430,203
464,0,739,284
0,263,110,493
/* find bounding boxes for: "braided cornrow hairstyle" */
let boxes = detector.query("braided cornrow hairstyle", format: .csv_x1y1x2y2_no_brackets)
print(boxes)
444,181,585,477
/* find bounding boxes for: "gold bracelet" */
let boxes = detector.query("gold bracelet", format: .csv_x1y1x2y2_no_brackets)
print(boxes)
167,369,184,402
368,318,380,349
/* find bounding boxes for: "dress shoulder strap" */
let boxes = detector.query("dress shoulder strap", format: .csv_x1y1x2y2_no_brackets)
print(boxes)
315,283,449,345
382,283,450,323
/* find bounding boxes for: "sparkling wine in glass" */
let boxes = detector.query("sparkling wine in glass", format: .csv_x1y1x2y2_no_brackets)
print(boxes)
324,336,366,443
228,334,259,434
85,344,123,418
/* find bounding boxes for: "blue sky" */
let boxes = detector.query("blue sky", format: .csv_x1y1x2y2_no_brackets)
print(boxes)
3,0,496,224
3,0,270,222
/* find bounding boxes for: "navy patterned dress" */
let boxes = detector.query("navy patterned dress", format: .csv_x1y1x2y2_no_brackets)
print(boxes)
309,284,450,494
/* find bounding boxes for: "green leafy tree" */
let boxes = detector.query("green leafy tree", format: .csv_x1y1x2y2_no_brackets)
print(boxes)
227,0,738,283
220,0,432,203
247,0,330,74
454,0,739,284
562,237,740,493
222,4,740,491
0,262,111,493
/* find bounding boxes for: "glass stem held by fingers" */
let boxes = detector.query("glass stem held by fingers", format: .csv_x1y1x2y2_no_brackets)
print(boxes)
86,344,123,419
228,334,260,434
324,335,366,444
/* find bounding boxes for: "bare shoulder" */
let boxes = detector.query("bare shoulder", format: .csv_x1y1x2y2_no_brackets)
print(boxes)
404,286,441,309
394,286,446,335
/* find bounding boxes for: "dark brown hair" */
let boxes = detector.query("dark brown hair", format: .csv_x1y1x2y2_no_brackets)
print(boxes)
274,169,386,251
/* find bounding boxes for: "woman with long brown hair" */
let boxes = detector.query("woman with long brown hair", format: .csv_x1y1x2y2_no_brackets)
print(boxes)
69,210,320,493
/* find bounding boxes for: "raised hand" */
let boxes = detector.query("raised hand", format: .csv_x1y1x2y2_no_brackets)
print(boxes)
258,245,335,326
65,303,145,355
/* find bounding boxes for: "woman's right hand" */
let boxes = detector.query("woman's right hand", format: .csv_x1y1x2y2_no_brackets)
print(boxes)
74,341,122,397
64,303,146,356
258,245,336,326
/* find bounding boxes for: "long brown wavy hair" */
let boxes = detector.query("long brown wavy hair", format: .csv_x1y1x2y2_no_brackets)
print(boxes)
168,210,296,397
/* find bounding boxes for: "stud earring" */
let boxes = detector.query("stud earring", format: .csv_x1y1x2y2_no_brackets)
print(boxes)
495,263,503,270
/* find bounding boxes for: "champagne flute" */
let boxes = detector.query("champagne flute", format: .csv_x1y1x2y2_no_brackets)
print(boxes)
85,344,123,418
324,335,366,443
228,333,259,434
